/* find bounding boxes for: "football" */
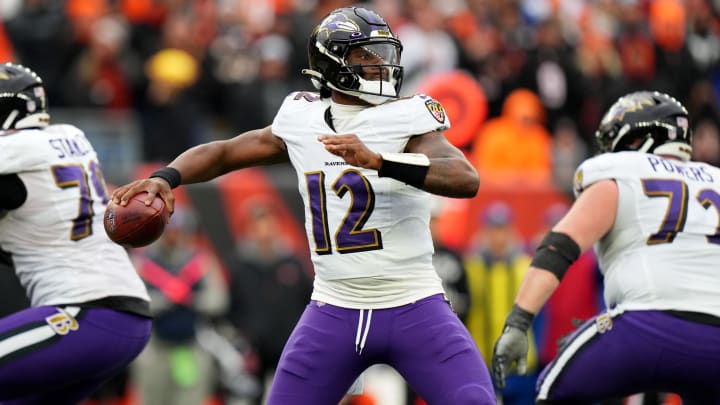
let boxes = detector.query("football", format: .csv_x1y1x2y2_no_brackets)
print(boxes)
103,192,169,248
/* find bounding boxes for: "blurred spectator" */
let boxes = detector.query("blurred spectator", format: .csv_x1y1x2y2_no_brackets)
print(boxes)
131,206,229,405
62,15,140,109
216,33,300,133
0,21,14,62
574,2,624,143
551,117,588,197
119,0,168,61
649,0,701,101
686,0,720,76
65,0,109,47
207,23,265,133
691,107,720,166
451,14,507,112
517,16,584,132
470,88,552,187
396,0,459,96
615,3,656,89
430,196,471,323
4,0,73,105
464,202,537,405
225,199,312,405
139,47,209,162
254,34,301,124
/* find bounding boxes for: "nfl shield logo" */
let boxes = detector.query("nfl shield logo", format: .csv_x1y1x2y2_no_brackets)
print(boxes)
105,211,116,232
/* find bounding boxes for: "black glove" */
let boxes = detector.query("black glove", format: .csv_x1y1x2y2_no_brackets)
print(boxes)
492,304,535,389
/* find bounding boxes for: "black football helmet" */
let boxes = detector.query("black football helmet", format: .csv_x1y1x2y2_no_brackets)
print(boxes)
596,91,692,161
302,7,403,104
0,63,49,130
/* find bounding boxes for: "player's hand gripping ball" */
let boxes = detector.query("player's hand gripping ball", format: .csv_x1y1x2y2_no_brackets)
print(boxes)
104,192,169,248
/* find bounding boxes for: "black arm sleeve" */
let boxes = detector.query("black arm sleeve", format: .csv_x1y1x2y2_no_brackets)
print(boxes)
0,174,28,210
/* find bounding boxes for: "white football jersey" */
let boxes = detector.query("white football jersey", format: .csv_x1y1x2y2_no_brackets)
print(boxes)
272,92,449,308
0,124,149,306
574,152,720,317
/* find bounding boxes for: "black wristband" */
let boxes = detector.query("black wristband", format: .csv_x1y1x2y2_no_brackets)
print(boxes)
377,153,430,189
149,167,181,189
505,304,535,332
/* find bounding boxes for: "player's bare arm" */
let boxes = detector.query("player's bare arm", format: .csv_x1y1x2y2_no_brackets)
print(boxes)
318,131,479,198
112,126,288,213
405,131,479,198
515,178,618,314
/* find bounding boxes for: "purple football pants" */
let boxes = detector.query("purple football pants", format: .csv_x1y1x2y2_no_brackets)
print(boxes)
0,305,151,404
267,294,495,405
537,310,720,404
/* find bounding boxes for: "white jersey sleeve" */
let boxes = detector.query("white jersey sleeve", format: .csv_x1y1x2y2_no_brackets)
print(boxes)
271,93,447,307
0,125,149,306
573,152,720,317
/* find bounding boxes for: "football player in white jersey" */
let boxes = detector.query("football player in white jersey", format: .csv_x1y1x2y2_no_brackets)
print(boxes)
492,91,720,404
112,6,496,405
0,63,152,404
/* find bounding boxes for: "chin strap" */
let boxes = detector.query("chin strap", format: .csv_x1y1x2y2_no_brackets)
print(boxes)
302,68,397,105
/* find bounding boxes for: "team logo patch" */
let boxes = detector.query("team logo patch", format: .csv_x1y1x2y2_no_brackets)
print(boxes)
595,313,613,334
45,308,79,335
425,99,445,123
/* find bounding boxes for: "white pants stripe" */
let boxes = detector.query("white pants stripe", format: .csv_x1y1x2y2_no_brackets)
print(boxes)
536,320,599,400
0,306,81,360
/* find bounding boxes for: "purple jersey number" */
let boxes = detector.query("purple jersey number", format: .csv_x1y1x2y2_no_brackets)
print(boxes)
51,160,109,241
642,178,720,245
305,169,383,255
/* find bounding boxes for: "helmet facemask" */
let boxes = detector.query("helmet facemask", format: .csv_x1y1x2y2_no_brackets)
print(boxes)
339,42,403,104
609,120,691,160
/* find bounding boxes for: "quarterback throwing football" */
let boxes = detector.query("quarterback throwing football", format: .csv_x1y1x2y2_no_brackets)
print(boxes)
113,6,495,405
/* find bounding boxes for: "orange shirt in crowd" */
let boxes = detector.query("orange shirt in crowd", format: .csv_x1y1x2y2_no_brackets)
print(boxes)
470,89,552,187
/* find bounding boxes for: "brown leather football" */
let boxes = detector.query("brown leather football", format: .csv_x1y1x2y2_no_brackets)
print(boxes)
103,192,169,248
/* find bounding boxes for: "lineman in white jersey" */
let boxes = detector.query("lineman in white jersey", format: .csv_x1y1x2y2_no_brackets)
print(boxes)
492,91,720,404
112,6,495,405
0,63,151,404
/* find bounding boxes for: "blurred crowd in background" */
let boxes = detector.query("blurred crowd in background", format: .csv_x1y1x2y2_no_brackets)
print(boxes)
1,0,719,404
1,0,719,174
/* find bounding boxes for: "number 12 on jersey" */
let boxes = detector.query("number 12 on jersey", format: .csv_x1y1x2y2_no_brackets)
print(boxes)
305,169,383,254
